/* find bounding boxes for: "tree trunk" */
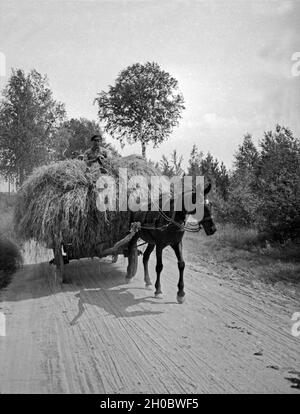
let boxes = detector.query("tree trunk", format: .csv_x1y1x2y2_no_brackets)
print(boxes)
141,141,146,159
17,166,25,188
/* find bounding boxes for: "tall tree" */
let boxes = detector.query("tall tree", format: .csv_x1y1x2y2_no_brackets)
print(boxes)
227,134,259,226
200,152,219,179
171,149,184,177
187,144,203,177
159,155,174,178
0,69,65,185
216,161,230,200
96,62,185,159
186,145,230,221
234,133,259,174
187,146,229,197
255,125,300,239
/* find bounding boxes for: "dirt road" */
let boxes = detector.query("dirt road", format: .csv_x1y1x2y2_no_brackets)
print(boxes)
0,243,299,393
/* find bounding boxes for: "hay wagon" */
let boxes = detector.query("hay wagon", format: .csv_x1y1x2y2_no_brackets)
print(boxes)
14,155,160,284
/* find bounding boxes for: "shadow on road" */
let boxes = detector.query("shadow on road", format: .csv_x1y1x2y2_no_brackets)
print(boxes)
67,258,164,321
70,288,163,324
1,257,164,320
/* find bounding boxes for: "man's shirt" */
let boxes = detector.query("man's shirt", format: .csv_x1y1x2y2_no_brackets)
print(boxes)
83,146,108,167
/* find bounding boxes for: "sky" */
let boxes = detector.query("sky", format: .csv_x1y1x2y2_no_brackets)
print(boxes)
0,0,299,171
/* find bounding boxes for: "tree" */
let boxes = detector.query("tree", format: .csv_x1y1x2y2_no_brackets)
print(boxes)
255,125,300,239
159,149,184,178
0,69,66,185
170,149,184,177
234,133,259,173
216,161,230,201
160,155,174,178
226,134,259,226
187,146,229,198
96,62,185,159
186,145,230,221
187,144,203,177
225,126,300,239
200,152,220,181
54,117,118,159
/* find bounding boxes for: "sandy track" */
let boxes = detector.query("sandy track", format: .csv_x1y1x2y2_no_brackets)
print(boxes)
0,248,299,394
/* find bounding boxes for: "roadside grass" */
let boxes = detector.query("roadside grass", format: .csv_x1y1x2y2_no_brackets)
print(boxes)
184,223,300,288
212,224,265,250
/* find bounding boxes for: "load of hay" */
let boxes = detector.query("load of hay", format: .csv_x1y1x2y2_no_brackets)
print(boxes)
14,155,160,259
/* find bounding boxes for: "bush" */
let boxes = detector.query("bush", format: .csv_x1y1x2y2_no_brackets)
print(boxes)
221,126,300,242
255,126,300,241
0,236,22,288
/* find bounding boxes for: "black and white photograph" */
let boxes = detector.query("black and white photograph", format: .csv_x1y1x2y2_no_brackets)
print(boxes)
0,0,299,396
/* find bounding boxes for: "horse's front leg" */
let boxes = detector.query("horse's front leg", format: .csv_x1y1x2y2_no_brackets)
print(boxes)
143,243,155,289
154,245,164,298
172,241,185,303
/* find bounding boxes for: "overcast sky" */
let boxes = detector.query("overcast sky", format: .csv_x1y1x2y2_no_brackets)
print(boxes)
0,0,299,169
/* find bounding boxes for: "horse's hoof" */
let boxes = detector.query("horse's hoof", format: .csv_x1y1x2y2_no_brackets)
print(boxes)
145,283,152,290
125,277,133,284
155,292,163,299
177,295,185,304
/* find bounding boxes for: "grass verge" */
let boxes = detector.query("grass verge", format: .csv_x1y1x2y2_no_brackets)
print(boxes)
184,223,300,290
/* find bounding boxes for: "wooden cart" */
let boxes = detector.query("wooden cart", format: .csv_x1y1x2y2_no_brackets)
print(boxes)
53,222,141,284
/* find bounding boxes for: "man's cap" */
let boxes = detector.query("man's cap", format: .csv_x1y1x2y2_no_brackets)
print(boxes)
91,133,103,141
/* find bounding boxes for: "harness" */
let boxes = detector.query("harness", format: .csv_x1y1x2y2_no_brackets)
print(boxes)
138,196,202,233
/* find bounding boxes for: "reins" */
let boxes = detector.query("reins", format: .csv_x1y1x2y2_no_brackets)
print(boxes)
145,195,202,233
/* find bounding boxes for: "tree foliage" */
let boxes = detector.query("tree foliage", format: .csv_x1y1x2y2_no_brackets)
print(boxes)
225,134,259,226
187,144,204,177
187,145,230,201
223,126,300,240
96,62,185,158
255,126,300,239
0,69,65,185
159,149,184,178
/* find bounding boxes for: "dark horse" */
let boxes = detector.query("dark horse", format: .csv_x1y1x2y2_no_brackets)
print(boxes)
125,183,216,303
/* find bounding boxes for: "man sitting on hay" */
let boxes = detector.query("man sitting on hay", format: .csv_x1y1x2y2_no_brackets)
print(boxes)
83,133,109,174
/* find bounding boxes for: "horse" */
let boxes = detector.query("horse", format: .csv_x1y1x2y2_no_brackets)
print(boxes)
125,183,216,303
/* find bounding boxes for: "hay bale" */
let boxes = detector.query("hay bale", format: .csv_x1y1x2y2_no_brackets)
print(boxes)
14,155,161,259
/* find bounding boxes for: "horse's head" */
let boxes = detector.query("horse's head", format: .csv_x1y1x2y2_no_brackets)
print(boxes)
200,183,216,236
186,183,216,235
